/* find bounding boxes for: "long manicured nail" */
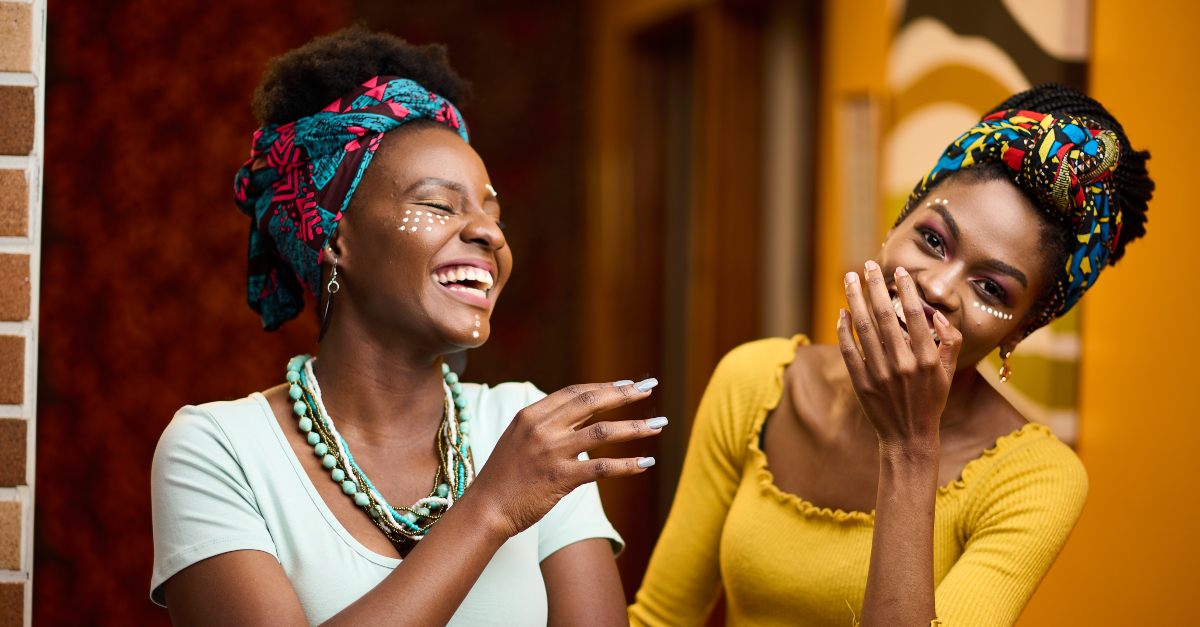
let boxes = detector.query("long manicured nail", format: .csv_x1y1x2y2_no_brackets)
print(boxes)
895,266,908,278
613,380,634,386
865,260,879,272
646,417,668,429
634,378,658,392
637,457,656,468
935,311,948,326
845,272,858,285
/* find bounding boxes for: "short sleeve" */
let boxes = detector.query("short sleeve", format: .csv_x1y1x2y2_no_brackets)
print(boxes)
150,406,279,606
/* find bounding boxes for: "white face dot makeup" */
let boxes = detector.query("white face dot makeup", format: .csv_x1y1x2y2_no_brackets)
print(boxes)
426,226,432,231
399,226,406,231
485,184,498,198
472,331,479,338
972,301,1012,320
402,217,409,222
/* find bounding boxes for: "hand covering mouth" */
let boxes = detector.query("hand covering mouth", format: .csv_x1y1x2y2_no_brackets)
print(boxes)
891,294,941,344
432,265,495,300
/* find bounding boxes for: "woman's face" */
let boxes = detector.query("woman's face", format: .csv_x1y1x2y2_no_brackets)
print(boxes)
324,125,511,354
876,176,1055,369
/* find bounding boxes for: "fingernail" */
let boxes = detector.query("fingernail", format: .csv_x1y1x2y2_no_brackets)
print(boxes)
839,308,848,319
865,260,879,272
895,266,908,277
646,417,668,429
845,272,858,284
935,311,948,326
613,380,634,386
637,457,656,468
634,378,658,392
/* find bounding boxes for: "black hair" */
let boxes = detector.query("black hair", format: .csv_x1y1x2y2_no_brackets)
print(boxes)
251,24,472,127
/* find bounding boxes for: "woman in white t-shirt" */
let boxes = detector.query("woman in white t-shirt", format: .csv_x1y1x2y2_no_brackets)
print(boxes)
150,26,665,627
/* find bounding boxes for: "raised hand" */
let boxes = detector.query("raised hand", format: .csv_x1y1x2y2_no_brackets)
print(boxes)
466,380,664,538
836,261,961,449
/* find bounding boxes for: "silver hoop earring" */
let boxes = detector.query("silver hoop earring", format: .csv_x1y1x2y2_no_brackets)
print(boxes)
319,255,339,343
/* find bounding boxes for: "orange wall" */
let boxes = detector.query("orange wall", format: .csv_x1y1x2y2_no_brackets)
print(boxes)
1018,0,1200,623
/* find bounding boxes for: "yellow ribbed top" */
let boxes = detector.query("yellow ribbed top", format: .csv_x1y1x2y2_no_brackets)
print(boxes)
629,336,1088,627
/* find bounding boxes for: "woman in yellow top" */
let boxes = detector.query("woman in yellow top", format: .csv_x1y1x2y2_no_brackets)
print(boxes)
630,84,1154,626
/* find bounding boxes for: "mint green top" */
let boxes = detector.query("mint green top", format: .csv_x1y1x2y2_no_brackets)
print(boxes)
150,382,623,626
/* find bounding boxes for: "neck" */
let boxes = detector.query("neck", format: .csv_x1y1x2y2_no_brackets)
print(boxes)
309,314,448,445
940,367,985,430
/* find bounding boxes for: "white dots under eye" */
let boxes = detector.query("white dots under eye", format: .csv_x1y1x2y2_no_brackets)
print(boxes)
472,331,479,338
416,211,423,216
426,226,432,231
428,218,433,223
402,218,409,222
400,226,406,231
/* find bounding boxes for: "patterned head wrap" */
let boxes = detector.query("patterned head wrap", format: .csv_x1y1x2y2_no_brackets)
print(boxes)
895,109,1121,337
234,76,470,330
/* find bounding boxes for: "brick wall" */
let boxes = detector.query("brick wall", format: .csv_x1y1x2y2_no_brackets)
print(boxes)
0,1,43,625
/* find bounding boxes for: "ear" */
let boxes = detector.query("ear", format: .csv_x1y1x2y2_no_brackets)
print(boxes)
998,337,1020,358
322,231,343,265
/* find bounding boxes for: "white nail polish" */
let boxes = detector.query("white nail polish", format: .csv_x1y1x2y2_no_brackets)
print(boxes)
646,417,668,429
637,457,656,469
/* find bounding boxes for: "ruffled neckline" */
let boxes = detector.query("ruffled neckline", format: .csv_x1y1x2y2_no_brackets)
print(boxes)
748,335,1055,526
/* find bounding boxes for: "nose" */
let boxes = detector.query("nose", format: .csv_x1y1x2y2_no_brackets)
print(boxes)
460,210,506,251
915,263,960,313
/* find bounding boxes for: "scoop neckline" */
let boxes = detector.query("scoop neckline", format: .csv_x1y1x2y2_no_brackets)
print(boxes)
251,391,403,568
749,335,1052,526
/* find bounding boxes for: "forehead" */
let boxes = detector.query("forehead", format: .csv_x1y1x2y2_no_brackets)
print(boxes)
915,177,1049,271
363,126,488,192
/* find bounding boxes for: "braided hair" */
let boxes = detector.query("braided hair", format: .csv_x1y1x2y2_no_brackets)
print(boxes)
987,84,1154,264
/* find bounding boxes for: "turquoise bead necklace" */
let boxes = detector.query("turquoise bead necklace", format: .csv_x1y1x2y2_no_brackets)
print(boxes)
286,354,475,549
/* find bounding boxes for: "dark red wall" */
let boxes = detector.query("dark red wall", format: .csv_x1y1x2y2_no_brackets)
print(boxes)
37,1,600,624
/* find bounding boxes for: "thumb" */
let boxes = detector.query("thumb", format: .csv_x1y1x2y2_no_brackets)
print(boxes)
932,311,961,382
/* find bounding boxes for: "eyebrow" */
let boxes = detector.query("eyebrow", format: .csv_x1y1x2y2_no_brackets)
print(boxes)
403,177,497,201
930,203,1028,287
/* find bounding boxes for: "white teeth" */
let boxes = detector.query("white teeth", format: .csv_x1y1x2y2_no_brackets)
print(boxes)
482,270,494,286
432,265,494,293
892,295,940,343
465,268,477,281
456,268,467,282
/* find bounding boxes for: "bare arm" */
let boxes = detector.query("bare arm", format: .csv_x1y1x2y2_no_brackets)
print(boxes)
542,538,628,627
163,381,662,627
837,262,961,626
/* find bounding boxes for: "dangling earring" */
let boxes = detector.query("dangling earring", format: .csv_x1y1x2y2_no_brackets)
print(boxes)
319,250,339,342
998,350,1013,382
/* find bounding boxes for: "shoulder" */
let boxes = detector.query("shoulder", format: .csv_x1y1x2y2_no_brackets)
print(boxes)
154,396,273,475
707,335,810,399
964,424,1088,515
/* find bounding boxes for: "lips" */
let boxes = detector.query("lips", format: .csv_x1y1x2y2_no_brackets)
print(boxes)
891,294,941,344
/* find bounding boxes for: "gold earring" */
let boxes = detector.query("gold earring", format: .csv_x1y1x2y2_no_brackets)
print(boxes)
998,350,1013,382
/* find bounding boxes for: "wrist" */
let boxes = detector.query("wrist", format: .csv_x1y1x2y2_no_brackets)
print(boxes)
878,438,940,472
441,489,512,547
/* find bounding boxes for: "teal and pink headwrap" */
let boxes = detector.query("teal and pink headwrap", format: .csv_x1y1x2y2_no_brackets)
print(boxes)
896,109,1121,336
234,76,469,330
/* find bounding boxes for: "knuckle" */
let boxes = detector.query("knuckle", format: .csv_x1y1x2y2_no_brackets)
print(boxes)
563,384,587,397
866,273,885,287
592,459,614,479
854,318,873,335
575,390,598,410
589,422,612,443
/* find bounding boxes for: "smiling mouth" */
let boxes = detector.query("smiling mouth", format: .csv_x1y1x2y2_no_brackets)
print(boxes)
891,294,941,344
432,265,495,300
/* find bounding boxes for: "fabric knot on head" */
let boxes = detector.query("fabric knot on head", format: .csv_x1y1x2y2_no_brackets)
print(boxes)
896,109,1123,338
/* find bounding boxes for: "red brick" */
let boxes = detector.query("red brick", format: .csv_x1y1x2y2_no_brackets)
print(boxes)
0,582,20,627
0,336,20,405
0,420,24,487
0,87,34,156
0,3,32,73
0,170,26,237
0,255,28,321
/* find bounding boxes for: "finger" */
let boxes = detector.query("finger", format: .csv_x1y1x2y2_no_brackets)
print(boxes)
863,260,910,359
570,456,655,485
552,379,658,429
836,308,869,383
843,270,885,372
574,417,667,453
529,379,652,418
932,311,962,382
895,267,937,361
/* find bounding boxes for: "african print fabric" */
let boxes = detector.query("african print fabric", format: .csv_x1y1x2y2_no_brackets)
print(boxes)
896,109,1120,337
234,76,469,330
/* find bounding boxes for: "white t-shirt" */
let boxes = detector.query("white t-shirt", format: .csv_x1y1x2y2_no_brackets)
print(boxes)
150,381,623,626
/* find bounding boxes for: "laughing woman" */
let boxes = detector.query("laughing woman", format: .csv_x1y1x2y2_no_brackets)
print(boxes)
629,84,1153,627
150,27,665,627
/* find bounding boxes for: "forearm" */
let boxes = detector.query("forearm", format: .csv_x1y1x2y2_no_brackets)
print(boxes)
324,490,508,627
861,442,939,627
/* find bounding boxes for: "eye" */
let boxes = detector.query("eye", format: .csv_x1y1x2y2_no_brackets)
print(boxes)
916,227,944,256
972,278,1007,304
416,201,455,215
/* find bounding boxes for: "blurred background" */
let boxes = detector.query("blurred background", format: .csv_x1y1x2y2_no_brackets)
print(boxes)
4,0,1195,624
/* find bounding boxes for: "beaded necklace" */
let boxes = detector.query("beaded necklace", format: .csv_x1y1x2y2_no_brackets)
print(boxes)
285,354,475,552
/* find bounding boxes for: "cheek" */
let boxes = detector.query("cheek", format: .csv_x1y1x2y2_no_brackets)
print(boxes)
397,209,454,235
